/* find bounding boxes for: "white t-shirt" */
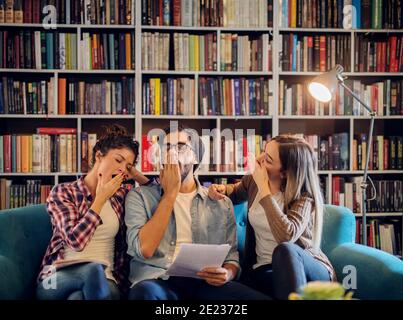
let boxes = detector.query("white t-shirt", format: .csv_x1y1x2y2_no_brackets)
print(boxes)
248,191,285,268
173,189,198,260
61,200,119,282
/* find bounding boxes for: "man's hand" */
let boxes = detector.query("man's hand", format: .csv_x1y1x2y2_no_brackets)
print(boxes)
197,264,238,286
160,150,181,199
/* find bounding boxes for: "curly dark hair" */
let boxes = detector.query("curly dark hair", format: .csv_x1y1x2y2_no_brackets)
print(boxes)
91,124,139,168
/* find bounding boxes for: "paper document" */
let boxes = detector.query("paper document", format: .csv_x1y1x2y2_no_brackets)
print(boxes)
166,243,231,278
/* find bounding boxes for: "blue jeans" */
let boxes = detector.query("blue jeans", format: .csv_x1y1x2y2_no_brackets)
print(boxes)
248,243,332,300
129,276,270,300
36,262,120,300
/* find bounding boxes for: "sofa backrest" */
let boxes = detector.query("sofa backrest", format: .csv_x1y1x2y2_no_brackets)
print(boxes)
0,205,51,299
321,204,356,255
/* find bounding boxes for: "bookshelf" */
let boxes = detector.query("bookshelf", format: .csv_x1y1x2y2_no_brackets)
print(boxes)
0,1,402,258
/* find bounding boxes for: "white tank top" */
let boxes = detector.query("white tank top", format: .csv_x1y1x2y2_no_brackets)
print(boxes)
61,200,120,282
248,191,284,268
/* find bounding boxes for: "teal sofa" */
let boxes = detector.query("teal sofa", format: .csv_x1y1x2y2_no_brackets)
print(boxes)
0,203,402,300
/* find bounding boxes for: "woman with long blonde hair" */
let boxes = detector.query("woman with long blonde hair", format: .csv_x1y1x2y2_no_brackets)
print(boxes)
209,134,335,299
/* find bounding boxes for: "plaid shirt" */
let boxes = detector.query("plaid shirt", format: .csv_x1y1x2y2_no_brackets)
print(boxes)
38,176,138,292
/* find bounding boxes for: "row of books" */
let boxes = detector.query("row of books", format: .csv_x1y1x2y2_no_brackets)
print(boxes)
142,31,273,72
0,30,135,70
301,133,349,171
279,34,351,72
198,77,273,116
141,0,273,27
83,131,140,173
0,76,135,115
0,130,130,174
279,0,403,29
2,75,401,116
141,32,170,71
352,135,403,171
319,175,330,204
142,32,218,71
80,32,135,70
173,33,218,71
142,78,196,116
354,34,403,72
141,133,272,172
215,134,272,173
0,77,55,114
279,79,403,116
0,128,78,173
356,218,402,256
0,30,77,69
0,179,52,210
1,131,400,174
332,176,403,213
0,0,133,25
220,33,272,72
58,77,135,115
80,132,97,173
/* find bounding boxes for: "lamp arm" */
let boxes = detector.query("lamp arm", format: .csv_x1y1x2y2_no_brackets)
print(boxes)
338,79,376,247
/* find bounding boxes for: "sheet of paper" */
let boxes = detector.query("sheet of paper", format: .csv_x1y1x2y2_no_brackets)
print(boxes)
166,243,231,279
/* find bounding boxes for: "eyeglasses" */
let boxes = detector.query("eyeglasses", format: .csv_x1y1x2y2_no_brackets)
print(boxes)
163,142,193,154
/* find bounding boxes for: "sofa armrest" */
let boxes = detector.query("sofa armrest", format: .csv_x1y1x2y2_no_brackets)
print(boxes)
329,243,403,300
0,255,23,300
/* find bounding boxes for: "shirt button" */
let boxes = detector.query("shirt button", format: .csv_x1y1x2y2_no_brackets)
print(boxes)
170,241,175,246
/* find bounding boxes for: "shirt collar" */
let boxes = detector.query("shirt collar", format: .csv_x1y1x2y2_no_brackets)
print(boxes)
194,177,208,200
77,176,92,199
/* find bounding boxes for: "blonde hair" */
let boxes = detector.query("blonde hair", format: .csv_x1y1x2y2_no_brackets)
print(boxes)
273,134,324,252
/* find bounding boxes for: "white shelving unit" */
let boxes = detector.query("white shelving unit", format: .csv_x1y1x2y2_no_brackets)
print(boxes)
1,1,402,257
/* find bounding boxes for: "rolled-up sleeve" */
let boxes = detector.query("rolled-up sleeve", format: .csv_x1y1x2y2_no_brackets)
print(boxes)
47,185,102,252
124,189,148,259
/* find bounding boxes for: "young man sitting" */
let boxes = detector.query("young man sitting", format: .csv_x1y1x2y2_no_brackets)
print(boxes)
125,125,269,300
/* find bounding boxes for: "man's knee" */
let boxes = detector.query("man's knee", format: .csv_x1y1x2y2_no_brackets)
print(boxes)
129,280,168,300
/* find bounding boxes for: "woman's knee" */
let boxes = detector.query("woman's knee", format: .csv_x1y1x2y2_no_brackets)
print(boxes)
81,263,111,299
272,242,301,265
82,263,105,277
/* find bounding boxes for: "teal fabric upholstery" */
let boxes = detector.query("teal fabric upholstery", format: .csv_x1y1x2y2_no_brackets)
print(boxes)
0,205,51,299
0,203,402,299
233,203,403,300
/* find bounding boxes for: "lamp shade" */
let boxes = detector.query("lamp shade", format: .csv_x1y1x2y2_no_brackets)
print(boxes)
308,65,344,103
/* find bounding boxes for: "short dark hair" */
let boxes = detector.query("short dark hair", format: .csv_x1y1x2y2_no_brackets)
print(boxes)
162,124,205,171
91,124,139,168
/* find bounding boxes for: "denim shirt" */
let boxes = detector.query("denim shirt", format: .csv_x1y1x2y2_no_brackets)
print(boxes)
124,178,240,286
